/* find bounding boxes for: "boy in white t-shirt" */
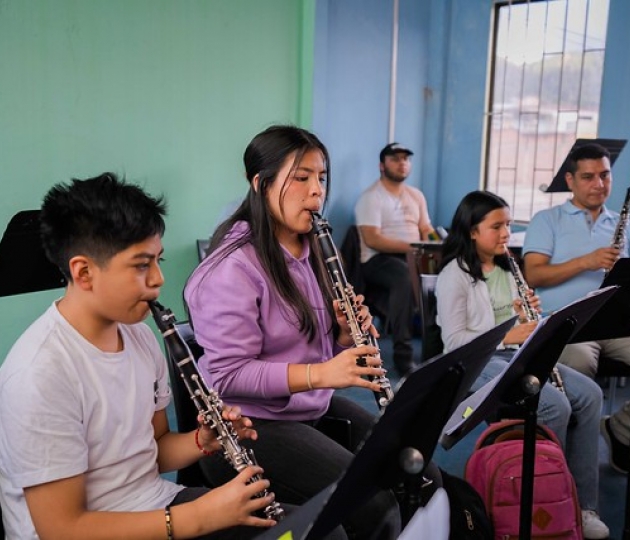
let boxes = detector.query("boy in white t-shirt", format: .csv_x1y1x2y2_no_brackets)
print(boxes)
0,173,280,540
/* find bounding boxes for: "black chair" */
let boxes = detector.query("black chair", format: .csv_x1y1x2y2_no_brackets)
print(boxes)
339,225,390,332
597,356,630,415
164,321,209,487
196,239,210,262
406,250,443,362
417,274,443,362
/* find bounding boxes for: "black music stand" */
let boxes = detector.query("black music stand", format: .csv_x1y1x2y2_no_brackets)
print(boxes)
256,317,515,540
575,259,630,540
0,210,66,297
569,258,630,344
440,286,618,540
545,138,627,193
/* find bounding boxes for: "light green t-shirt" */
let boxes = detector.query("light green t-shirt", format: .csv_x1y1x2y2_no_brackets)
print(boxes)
484,266,514,325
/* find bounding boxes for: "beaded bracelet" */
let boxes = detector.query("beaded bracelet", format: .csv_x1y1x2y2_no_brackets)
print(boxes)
164,506,173,540
306,364,313,390
195,426,215,456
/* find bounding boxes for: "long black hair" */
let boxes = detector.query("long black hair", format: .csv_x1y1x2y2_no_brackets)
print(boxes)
190,124,335,342
439,190,511,282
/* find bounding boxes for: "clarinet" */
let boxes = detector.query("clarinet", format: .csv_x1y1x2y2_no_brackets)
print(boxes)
311,213,394,409
504,248,565,393
605,187,630,277
149,300,284,522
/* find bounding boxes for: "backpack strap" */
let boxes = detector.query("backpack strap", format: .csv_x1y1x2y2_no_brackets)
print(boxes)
475,419,561,449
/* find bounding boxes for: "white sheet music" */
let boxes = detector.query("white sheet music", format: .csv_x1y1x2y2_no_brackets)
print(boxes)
399,487,450,540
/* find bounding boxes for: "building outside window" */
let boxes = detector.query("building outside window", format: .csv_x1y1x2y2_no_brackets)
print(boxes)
484,0,609,223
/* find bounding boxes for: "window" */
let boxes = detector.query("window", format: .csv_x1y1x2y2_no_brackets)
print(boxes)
484,0,609,222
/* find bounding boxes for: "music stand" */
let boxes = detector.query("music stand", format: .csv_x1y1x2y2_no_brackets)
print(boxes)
0,210,66,297
440,286,618,540
569,258,630,343
575,259,630,540
545,138,627,193
255,317,515,540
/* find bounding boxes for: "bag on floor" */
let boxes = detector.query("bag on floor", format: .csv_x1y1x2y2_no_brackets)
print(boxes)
440,468,494,539
464,419,582,540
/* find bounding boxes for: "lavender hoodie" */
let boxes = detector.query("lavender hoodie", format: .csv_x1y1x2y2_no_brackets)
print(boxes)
184,222,337,421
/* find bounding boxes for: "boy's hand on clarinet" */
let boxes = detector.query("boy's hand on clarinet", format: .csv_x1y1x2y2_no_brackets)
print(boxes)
196,408,257,453
195,466,277,531
315,345,385,391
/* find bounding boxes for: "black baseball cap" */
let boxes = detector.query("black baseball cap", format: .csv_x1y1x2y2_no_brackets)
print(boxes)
379,143,414,163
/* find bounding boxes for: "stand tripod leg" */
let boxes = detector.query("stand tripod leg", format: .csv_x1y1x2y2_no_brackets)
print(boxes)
623,457,630,540
397,365,465,526
519,390,541,540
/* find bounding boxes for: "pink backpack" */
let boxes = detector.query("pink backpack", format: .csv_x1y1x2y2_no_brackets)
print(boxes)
464,419,583,540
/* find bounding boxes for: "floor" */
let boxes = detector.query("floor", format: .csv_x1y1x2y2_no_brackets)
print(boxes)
166,334,630,539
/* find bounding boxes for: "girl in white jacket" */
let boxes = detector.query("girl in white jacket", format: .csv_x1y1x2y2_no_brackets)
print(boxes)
435,190,608,539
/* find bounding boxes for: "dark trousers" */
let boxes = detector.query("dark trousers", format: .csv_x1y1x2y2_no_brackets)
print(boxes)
361,254,414,371
199,396,401,540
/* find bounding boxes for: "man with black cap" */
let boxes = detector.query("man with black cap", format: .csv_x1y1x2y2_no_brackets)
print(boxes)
354,143,435,376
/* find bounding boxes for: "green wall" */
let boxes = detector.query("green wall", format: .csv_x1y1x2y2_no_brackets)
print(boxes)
0,0,315,361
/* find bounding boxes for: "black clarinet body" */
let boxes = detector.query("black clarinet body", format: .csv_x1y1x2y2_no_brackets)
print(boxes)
311,213,394,408
149,300,284,521
605,186,630,279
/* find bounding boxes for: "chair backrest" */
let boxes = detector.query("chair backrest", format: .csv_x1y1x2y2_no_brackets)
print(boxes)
339,225,367,295
418,273,444,362
340,225,390,324
164,321,208,487
197,239,210,262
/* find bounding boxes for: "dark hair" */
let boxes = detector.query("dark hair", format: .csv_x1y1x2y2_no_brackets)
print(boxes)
40,172,167,280
439,190,510,282
566,143,611,175
193,125,334,342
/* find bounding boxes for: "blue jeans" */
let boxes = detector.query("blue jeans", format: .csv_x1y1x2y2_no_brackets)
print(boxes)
472,352,603,511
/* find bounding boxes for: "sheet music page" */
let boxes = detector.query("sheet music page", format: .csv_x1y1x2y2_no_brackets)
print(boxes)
441,316,551,438
398,487,450,540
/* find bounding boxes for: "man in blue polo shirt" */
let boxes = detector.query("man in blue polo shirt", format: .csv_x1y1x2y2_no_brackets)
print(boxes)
523,142,630,476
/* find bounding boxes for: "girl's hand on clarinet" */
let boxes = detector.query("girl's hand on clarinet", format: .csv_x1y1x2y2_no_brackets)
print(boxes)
333,295,379,347
316,345,384,390
503,320,538,346
513,290,542,322
195,466,277,531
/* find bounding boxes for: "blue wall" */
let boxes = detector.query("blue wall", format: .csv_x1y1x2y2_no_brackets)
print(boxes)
600,0,630,205
313,0,430,242
314,0,630,237
0,0,316,361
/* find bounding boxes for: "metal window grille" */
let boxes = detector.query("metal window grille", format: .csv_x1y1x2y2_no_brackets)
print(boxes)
484,0,609,222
